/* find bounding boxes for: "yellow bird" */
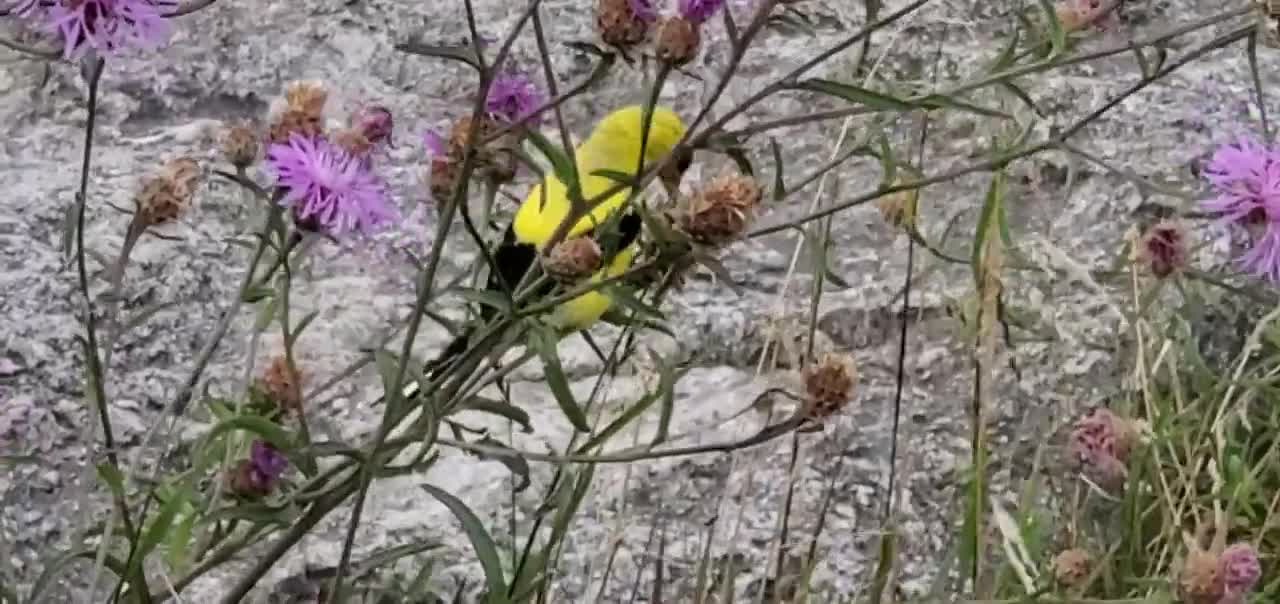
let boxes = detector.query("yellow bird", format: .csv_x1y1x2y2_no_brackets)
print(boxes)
429,104,691,376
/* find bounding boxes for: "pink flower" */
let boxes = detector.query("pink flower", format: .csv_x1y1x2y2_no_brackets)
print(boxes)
1201,137,1280,282
1220,543,1261,596
39,0,178,60
485,71,546,125
266,133,396,237
1068,407,1135,489
351,105,394,148
628,0,657,22
248,440,288,490
678,0,725,23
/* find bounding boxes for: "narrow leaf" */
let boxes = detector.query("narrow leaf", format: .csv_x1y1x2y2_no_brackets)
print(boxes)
419,484,510,602
287,310,320,347
395,40,482,70
530,327,590,432
770,137,786,201
468,436,531,492
203,415,296,454
524,130,579,195
458,396,534,433
793,78,914,111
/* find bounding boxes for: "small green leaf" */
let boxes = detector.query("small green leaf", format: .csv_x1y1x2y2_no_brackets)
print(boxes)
591,169,640,189
916,94,1011,119
458,396,534,433
971,170,1007,282
601,284,665,322
374,350,404,402
166,502,197,572
459,289,514,314
724,146,756,176
395,40,482,70
524,130,579,197
529,326,590,432
133,490,185,573
1036,0,1066,56
989,23,1022,71
203,415,296,454
577,391,659,453
121,300,184,333
253,296,278,332
653,352,677,446
241,284,274,303
419,484,510,603
468,436,531,492
792,78,914,111
287,310,320,348
96,463,127,500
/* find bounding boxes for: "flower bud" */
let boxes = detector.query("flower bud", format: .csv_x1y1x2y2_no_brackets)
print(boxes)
801,353,857,419
135,157,201,228
269,81,329,143
876,185,919,231
653,16,700,66
219,124,259,169
1220,543,1261,596
542,236,603,282
351,105,394,147
284,80,328,118
256,355,303,416
1177,549,1225,604
678,172,762,246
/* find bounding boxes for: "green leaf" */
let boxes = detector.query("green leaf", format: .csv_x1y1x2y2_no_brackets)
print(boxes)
203,415,296,454
770,137,786,201
915,94,1011,119
529,326,591,432
653,352,678,446
970,170,1007,282
1036,0,1066,56
395,41,482,70
601,284,665,323
166,502,197,573
241,284,274,303
792,78,914,111
27,549,129,604
96,463,127,501
457,396,533,433
590,169,640,189
0,454,38,467
419,484,510,603
468,436,531,492
374,349,403,402
287,310,320,348
524,129,579,197
132,490,186,576
121,299,184,333
352,540,443,580
723,147,756,177
459,289,514,314
253,296,278,332
576,391,659,453
988,23,1022,71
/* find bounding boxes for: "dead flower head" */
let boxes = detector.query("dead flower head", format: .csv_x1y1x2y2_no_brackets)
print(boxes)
542,236,603,282
877,180,920,231
653,16,700,66
219,124,260,169
596,0,656,48
678,172,762,246
1177,547,1225,604
1052,548,1092,588
135,157,201,228
1138,220,1187,278
255,355,304,416
1068,407,1140,491
268,80,329,143
801,352,858,419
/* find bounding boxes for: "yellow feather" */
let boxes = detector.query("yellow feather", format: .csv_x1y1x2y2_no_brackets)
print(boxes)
511,105,686,330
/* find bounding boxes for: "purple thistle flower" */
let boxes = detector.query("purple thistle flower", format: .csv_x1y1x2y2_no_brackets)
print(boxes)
1201,137,1280,282
43,0,178,60
628,0,658,22
1220,543,1262,596
248,440,288,491
678,0,724,23
422,128,446,157
266,133,396,237
485,71,546,125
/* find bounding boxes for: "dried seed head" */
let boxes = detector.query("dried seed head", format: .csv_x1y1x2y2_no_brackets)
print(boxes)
427,156,462,207
219,124,260,169
1178,549,1225,604
596,0,654,47
285,80,328,117
256,356,303,416
1068,407,1139,490
135,157,201,227
801,353,857,419
653,15,701,66
446,115,496,158
1139,220,1187,278
331,127,374,158
679,172,762,245
542,236,603,282
226,459,269,498
877,185,919,231
268,108,325,144
1052,549,1092,587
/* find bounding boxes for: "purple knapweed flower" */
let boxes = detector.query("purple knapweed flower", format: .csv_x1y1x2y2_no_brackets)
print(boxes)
266,133,396,237
629,0,658,22
678,0,725,23
32,0,179,60
248,440,288,489
1220,543,1262,597
1202,137,1280,282
351,105,394,148
485,71,546,125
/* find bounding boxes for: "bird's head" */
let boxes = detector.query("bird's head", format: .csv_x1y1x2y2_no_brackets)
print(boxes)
588,105,693,200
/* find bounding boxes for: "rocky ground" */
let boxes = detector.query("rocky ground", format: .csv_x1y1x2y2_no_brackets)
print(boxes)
1,0,1276,601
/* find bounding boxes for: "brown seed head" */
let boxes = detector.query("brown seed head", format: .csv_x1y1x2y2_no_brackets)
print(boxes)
1139,220,1187,278
219,124,260,169
331,127,374,157
877,185,919,231
447,115,497,159
542,236,603,282
596,0,651,47
801,353,857,419
268,108,325,144
1052,549,1092,587
653,16,701,66
135,157,201,227
1178,549,1226,604
284,80,328,118
679,172,762,246
225,459,269,498
428,156,462,208
257,356,303,416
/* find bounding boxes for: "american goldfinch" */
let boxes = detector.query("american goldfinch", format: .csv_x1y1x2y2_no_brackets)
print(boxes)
426,104,691,381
